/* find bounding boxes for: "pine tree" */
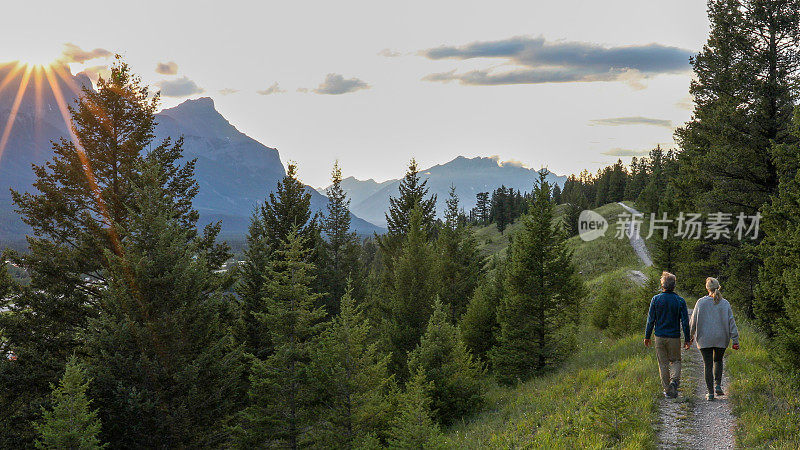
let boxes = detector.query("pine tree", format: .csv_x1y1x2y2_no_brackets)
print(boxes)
382,206,439,378
320,161,362,316
234,230,327,449
436,186,484,322
490,172,584,384
407,298,485,425
34,357,103,449
460,260,504,363
308,287,395,446
757,111,800,343
84,162,244,447
475,192,490,225
674,0,800,317
236,163,320,358
386,368,444,449
552,184,562,204
1,59,223,446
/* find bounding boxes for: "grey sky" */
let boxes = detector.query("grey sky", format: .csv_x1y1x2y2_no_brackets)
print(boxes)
0,0,708,187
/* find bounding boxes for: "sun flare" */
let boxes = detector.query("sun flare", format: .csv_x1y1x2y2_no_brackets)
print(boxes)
14,44,63,68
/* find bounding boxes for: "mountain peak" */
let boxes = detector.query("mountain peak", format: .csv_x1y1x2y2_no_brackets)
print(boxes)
164,97,217,115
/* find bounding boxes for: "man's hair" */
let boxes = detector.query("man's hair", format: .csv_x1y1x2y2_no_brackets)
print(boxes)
661,271,676,292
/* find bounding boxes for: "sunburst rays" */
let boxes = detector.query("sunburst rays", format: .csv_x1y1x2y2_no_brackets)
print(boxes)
0,60,121,254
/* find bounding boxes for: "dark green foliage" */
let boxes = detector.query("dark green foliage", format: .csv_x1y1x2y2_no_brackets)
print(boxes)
236,163,319,359
490,172,584,384
436,186,484,322
673,0,800,317
590,279,653,338
1,58,217,446
386,368,444,449
34,356,104,449
459,261,504,363
234,230,327,448
84,163,244,448
473,191,491,225
308,287,395,446
381,207,440,378
408,298,485,425
650,184,681,273
381,159,437,263
552,184,562,204
320,161,362,316
757,112,800,357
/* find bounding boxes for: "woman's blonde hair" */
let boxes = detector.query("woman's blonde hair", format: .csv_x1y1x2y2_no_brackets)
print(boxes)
706,277,723,304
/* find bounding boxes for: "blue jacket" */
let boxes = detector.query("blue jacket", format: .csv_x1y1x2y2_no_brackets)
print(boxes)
645,291,690,340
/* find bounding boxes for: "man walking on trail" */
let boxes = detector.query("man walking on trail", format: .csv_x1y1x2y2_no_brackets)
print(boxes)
644,272,691,399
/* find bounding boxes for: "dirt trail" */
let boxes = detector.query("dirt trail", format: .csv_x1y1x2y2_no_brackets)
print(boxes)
615,203,737,448
617,202,653,267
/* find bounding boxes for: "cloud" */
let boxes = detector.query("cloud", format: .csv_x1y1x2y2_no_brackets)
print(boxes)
420,36,693,86
219,88,239,95
602,147,651,157
78,65,111,83
59,43,112,64
378,48,401,57
308,73,370,95
156,76,204,97
590,116,673,128
676,94,694,110
155,61,178,75
489,155,529,168
257,82,285,95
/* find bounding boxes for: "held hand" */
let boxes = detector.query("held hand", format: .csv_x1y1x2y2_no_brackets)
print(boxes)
732,343,739,350
684,340,692,350
644,338,651,348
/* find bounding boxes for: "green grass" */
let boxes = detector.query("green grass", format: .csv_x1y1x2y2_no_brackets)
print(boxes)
727,321,800,448
443,327,659,449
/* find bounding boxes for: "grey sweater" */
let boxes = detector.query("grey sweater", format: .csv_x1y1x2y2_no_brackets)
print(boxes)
689,296,739,349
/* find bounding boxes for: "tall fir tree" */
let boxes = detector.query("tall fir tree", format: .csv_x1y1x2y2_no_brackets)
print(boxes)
34,357,104,450
674,0,800,317
379,159,437,265
84,162,244,447
757,110,800,343
308,286,395,446
1,58,224,446
236,163,320,359
436,186,484,322
490,172,584,384
381,206,440,378
320,161,362,316
234,230,327,449
407,298,485,425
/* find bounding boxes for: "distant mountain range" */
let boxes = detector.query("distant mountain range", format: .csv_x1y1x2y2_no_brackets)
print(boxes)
0,64,568,246
0,65,383,244
324,156,567,227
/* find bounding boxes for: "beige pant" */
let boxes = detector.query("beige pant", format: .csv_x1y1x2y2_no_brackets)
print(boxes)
655,337,682,391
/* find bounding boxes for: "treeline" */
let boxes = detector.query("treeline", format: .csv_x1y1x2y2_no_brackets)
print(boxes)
0,59,584,448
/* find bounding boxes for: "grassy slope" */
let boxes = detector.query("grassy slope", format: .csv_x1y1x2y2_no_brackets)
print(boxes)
727,323,800,447
446,203,662,448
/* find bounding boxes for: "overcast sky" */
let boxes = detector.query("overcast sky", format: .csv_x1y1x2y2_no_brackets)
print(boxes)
0,0,709,187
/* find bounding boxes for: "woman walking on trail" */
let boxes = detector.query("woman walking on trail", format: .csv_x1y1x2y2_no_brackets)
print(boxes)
689,277,740,401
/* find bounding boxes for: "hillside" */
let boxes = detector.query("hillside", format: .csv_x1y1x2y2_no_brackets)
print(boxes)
446,202,800,448
445,202,661,447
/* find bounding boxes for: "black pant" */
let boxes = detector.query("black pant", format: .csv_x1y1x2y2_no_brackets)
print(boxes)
700,347,726,394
